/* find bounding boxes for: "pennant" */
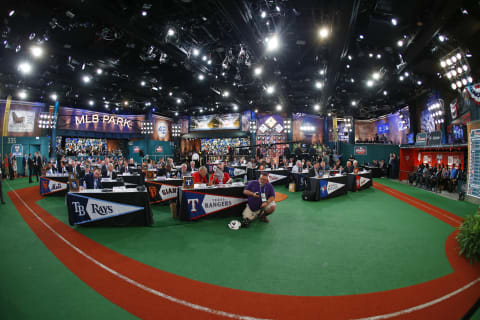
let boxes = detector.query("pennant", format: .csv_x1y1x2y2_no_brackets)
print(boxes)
466,83,480,105
268,173,287,183
40,177,68,195
320,180,345,198
184,191,247,220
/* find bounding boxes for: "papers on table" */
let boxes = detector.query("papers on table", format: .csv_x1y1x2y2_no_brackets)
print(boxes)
302,170,309,173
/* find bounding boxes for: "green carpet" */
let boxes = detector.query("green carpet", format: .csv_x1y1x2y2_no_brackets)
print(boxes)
36,181,456,296
0,178,137,320
374,178,477,219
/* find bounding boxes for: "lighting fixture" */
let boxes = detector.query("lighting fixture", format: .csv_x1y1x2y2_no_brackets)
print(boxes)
391,18,398,26
18,90,27,99
88,100,94,106
367,80,374,87
314,104,320,111
261,11,266,18
176,98,181,104
265,35,280,52
399,76,404,81
169,92,173,96
233,105,238,111
140,81,146,86
222,90,230,97
266,85,275,94
254,67,263,76
318,27,329,39
383,90,388,96
438,34,446,42
440,61,446,68
9,10,15,16
123,101,129,106
451,83,457,90
376,54,382,59
351,101,357,106
96,68,103,75
359,35,364,39
397,40,404,47
141,11,147,16
207,60,212,65
202,55,207,61
198,74,205,80
417,80,422,85
50,93,58,101
193,48,200,56
368,53,373,58
18,62,32,74
315,81,323,89
167,28,175,37
372,72,380,80
30,46,43,58
82,75,91,83
348,55,352,60
276,104,282,111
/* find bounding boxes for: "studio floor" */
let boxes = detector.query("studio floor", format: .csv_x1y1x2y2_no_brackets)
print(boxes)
1,177,479,319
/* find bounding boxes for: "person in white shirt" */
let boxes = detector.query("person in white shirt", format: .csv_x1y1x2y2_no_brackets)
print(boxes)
246,158,256,169
291,161,303,173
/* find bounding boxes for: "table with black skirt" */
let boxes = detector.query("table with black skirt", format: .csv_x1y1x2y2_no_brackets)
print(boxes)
308,175,348,200
177,183,248,220
40,175,70,196
363,166,382,178
254,169,290,186
66,188,153,226
100,178,126,188
292,172,310,191
346,171,373,192
145,178,183,204
117,174,144,186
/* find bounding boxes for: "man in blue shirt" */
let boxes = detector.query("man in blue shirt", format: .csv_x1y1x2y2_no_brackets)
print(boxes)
242,172,276,227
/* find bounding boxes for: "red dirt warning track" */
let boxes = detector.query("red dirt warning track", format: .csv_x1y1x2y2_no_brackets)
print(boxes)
7,183,480,320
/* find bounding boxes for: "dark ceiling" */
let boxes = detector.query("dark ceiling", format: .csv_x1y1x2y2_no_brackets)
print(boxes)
0,0,479,119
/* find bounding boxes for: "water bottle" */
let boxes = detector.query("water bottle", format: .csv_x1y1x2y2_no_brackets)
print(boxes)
83,181,87,189
167,172,170,178
177,171,180,178
244,175,247,184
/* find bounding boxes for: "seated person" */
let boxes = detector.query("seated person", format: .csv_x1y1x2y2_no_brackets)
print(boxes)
308,162,321,177
103,163,117,179
209,163,232,185
332,160,343,172
192,166,209,185
178,163,190,177
119,160,130,174
242,172,276,226
291,160,303,173
246,158,256,169
58,162,68,174
45,163,57,175
288,157,295,167
303,160,313,170
157,164,172,177
278,157,286,168
319,160,329,176
270,159,279,170
352,160,360,174
83,168,102,189
188,161,197,172
345,161,354,174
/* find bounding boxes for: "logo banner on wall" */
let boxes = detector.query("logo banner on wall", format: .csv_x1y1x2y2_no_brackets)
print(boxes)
155,146,163,153
416,133,427,146
465,84,480,105
11,144,23,156
145,181,180,204
354,146,367,155
152,115,172,141
68,193,144,225
40,177,68,196
320,180,345,198
183,191,247,220
450,99,458,119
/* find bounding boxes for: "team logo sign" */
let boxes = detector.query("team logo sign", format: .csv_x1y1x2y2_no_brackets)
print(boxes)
69,194,144,225
320,180,345,198
356,176,371,190
156,146,163,153
40,177,67,195
184,192,247,219
227,167,246,177
147,182,179,203
157,122,168,138
354,146,367,155
268,173,287,183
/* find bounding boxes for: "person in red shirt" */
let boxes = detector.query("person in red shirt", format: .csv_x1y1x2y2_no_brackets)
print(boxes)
209,163,232,185
192,166,209,185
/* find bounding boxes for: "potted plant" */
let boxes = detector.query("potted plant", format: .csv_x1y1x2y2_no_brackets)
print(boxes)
457,213,480,264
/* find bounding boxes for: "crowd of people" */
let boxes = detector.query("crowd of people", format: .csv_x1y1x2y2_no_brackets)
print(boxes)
408,163,466,200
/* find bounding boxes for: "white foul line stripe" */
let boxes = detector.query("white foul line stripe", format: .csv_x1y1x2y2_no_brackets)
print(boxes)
7,183,269,320
8,183,478,320
352,277,480,320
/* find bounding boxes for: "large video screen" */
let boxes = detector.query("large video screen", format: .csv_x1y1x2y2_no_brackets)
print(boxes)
190,113,241,131
355,107,410,144
0,100,45,137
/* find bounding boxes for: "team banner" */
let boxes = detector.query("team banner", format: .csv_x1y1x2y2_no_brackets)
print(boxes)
354,146,367,156
183,191,247,220
356,176,371,191
466,83,480,105
190,113,240,131
268,173,287,184
320,180,346,198
40,177,68,196
226,167,247,177
68,193,144,225
145,180,181,204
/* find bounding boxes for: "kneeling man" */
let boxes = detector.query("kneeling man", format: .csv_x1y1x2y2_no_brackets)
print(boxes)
242,172,276,227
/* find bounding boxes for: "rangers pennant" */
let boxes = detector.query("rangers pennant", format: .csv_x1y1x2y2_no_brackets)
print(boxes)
40,177,67,195
69,194,144,224
268,173,287,183
185,192,247,219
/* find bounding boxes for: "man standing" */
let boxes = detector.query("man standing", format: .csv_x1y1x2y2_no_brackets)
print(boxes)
242,172,276,227
28,154,34,183
8,153,14,180
22,154,27,177
34,152,41,182
0,166,6,204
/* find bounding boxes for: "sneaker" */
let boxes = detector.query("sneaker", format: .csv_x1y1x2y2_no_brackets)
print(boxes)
260,216,269,223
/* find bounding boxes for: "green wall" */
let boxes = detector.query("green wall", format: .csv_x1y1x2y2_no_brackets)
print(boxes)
339,143,400,165
127,140,174,163
2,136,50,174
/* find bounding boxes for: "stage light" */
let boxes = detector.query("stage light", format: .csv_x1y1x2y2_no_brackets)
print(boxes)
315,81,323,89
96,68,103,75
266,85,275,94
346,64,350,69
318,27,329,39
451,70,457,77
399,76,404,81
18,90,27,99
176,98,181,104
202,55,207,61
9,10,15,16
167,28,175,36
367,80,374,87
462,64,468,71
457,67,462,74
368,53,373,58
452,56,457,63
348,55,352,60
376,54,382,59
404,72,409,77
438,34,446,42
276,104,282,111
141,11,147,16
254,66,263,76
417,80,422,85
82,75,91,83
351,101,357,106
140,81,146,86
88,100,94,106
440,60,446,68
462,78,468,86
193,48,200,56
276,6,280,12
391,18,398,26
207,60,212,65
18,62,32,74
468,76,473,83
265,35,280,52
30,46,43,58
175,112,179,116
451,83,457,90
351,78,355,83
145,102,151,106
261,11,266,18
456,80,462,88
359,35,364,39
169,92,173,96
50,93,57,101
383,90,388,95
123,101,129,106
198,74,205,80
372,72,380,80
457,53,462,59
397,40,404,47
233,105,238,111
314,104,320,111
328,112,332,117
446,58,452,65
222,90,230,97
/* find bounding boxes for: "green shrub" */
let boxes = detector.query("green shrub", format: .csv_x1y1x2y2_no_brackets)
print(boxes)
457,213,480,264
